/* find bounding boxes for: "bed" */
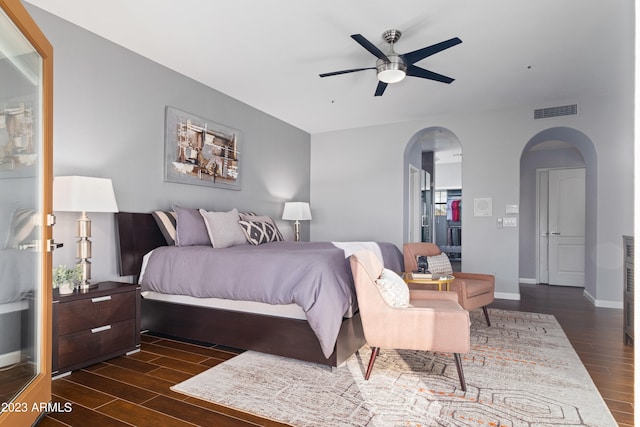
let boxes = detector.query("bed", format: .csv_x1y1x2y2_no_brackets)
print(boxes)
115,212,404,367
0,248,36,366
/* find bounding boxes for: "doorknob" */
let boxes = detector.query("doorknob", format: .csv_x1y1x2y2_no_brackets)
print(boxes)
550,232,561,236
19,240,64,252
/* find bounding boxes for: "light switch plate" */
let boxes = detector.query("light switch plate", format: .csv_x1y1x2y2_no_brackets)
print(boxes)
503,217,518,227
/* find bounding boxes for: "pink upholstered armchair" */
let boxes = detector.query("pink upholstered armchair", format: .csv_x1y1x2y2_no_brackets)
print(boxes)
350,250,470,391
403,243,495,326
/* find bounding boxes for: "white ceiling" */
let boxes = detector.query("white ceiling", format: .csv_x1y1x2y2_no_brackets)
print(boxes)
25,0,634,134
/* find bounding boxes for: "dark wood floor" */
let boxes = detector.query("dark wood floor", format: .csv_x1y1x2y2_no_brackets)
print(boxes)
38,283,633,427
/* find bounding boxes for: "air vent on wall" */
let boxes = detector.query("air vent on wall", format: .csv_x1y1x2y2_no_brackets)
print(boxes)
534,104,577,119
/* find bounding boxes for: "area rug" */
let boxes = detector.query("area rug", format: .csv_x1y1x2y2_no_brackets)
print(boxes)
171,309,617,426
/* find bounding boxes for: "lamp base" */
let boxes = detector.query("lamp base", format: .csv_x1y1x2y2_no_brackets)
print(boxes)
293,221,301,242
78,281,98,292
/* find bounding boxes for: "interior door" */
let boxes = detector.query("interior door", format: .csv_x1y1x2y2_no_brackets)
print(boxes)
548,168,586,287
537,170,550,283
0,0,53,425
421,170,431,242
408,165,421,242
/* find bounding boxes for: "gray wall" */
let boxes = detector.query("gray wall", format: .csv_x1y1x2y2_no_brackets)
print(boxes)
26,5,311,282
310,95,634,307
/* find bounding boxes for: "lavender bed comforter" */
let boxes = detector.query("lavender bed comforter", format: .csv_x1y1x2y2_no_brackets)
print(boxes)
140,241,403,358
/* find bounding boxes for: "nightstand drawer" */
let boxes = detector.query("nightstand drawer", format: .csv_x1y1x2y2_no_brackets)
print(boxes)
58,291,136,335
57,318,137,369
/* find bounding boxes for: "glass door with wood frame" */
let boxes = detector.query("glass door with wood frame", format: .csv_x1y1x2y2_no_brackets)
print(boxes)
0,0,53,425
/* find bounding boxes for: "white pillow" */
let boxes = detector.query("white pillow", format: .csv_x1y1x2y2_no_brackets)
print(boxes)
426,253,453,275
199,208,248,248
375,268,410,307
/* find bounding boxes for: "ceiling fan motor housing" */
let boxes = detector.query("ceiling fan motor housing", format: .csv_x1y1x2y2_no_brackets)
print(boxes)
377,55,407,83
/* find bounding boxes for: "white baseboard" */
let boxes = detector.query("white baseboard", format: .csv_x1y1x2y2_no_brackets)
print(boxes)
519,278,537,284
494,292,521,301
0,350,21,368
583,290,623,309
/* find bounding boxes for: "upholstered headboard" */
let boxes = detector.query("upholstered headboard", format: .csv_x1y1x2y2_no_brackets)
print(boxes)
115,212,167,277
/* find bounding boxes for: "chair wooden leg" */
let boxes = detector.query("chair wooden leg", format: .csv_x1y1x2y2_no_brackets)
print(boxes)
453,353,467,392
482,306,491,326
364,347,379,380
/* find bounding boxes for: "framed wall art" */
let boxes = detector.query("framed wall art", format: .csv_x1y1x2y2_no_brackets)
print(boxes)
164,106,241,190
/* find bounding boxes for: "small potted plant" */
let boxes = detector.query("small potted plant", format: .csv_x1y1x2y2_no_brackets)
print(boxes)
53,264,82,294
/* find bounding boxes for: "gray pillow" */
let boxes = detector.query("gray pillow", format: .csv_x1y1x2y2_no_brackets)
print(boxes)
173,205,211,246
199,208,248,248
0,204,16,248
6,208,37,248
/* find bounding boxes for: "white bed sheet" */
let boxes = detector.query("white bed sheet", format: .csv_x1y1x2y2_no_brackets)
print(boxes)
140,291,307,320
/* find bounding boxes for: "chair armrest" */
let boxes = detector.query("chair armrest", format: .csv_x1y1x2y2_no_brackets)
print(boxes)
409,289,458,302
455,272,495,284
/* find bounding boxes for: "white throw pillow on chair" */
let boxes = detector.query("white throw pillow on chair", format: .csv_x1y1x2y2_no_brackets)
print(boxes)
375,268,410,307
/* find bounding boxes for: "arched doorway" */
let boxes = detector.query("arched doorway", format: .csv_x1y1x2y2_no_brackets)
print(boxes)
403,127,462,265
519,127,597,296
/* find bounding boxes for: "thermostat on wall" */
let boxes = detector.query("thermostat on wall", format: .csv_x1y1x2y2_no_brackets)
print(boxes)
474,198,493,217
506,204,519,214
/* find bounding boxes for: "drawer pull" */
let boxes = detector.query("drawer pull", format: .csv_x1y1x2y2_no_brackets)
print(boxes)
91,325,111,334
91,296,112,303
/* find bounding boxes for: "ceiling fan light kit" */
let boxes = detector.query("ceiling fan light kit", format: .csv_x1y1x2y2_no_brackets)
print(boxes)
320,29,462,96
377,55,407,83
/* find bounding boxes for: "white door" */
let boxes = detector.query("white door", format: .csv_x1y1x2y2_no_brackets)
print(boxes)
548,168,586,286
408,165,421,242
537,171,550,283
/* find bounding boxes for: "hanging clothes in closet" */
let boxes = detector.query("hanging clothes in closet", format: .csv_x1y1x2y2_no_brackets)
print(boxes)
447,198,462,246
451,199,461,222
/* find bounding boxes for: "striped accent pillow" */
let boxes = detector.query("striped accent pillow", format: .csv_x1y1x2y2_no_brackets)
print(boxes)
151,210,177,245
6,209,37,248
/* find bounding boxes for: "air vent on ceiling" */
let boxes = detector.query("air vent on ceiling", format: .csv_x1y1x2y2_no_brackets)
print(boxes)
534,104,577,119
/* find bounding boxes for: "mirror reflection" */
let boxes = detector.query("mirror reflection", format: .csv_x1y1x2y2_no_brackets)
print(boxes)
0,7,42,407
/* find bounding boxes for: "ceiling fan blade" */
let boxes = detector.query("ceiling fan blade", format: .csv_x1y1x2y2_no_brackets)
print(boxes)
374,81,388,96
351,34,390,62
402,37,462,65
407,65,455,84
319,67,376,78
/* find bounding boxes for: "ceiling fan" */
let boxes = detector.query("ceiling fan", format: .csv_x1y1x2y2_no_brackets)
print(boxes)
319,29,462,96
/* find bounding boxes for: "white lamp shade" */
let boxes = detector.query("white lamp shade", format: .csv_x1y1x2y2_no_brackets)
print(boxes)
282,202,312,221
53,176,119,213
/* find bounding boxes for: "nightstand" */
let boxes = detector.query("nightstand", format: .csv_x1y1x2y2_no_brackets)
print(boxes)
52,281,141,377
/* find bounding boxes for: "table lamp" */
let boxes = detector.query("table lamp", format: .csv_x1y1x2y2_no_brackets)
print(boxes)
282,202,312,242
53,176,118,290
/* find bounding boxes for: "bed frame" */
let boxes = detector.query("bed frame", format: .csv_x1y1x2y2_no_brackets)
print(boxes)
115,212,366,367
